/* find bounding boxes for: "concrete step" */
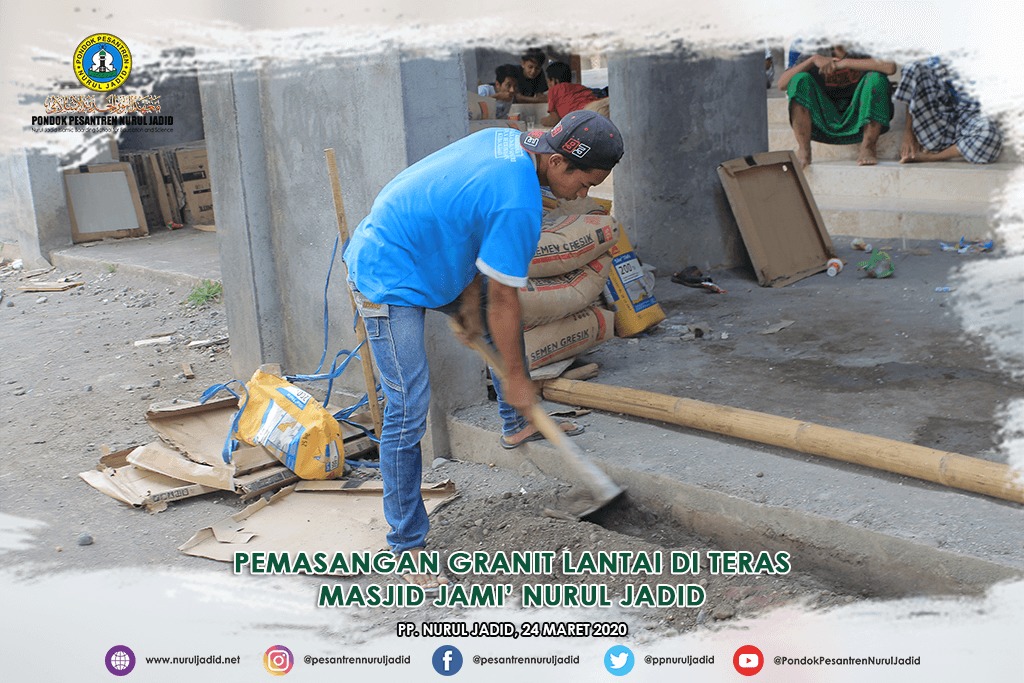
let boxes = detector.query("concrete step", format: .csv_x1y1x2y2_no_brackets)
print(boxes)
802,160,1016,205
768,95,1020,163
814,195,995,241
769,124,903,162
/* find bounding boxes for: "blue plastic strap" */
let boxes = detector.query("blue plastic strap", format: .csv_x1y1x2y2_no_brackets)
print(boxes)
200,380,250,464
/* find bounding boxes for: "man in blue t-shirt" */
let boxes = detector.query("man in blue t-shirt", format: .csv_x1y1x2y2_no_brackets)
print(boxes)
344,110,623,591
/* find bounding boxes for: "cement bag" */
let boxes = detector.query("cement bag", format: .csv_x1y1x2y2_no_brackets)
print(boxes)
233,369,344,480
603,223,666,337
525,306,615,370
519,253,613,327
529,214,619,277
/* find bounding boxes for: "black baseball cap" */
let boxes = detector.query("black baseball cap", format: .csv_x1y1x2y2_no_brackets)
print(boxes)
519,110,624,170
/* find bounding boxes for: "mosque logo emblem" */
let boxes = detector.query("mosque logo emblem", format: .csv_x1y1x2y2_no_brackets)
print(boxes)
73,33,132,91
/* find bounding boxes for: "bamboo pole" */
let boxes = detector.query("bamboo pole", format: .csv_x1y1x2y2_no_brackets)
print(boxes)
542,378,1024,505
325,148,384,440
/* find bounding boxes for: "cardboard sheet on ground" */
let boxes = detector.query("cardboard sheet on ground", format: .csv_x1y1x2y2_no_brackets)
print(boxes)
127,440,236,490
146,397,243,470
147,396,374,468
178,480,456,565
718,150,835,287
79,460,217,511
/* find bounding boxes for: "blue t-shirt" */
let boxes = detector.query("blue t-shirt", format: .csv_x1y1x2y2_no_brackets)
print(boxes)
344,128,542,308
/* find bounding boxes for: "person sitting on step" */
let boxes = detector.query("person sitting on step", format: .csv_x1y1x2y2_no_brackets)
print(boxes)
895,56,1003,164
777,43,896,168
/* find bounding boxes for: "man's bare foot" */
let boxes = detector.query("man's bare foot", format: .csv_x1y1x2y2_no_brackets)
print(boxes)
500,420,583,448
795,146,811,170
900,130,923,163
857,146,878,166
399,548,449,593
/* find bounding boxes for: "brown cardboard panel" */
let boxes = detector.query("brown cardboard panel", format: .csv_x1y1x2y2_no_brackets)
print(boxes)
146,399,240,469
79,460,217,509
183,179,215,224
127,440,235,491
120,152,164,229
718,151,835,287
63,163,149,243
179,481,456,564
175,148,208,176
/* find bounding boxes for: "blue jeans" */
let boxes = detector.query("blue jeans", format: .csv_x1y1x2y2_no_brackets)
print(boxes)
353,282,527,553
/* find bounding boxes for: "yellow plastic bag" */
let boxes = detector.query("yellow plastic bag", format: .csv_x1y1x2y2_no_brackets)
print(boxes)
603,222,666,337
233,369,345,480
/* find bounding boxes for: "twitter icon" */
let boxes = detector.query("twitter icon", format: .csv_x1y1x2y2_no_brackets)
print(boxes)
604,645,635,676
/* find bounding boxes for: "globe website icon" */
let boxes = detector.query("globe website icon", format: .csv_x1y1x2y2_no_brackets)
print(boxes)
105,645,136,676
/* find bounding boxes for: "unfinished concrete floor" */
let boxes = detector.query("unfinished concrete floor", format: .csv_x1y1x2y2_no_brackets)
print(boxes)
447,237,1024,597
2,229,1021,628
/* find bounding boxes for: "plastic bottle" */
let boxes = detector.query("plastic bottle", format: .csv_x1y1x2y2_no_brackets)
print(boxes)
851,238,873,252
826,258,844,277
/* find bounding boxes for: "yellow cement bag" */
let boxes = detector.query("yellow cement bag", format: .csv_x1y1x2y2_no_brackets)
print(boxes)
519,253,613,327
603,223,666,337
233,369,344,480
524,306,615,370
529,214,620,278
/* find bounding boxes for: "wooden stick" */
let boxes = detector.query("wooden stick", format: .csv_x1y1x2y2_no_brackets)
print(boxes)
453,322,623,515
542,379,1024,505
325,148,384,440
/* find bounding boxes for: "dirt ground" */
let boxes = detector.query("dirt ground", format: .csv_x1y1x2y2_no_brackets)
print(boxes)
0,237,1018,638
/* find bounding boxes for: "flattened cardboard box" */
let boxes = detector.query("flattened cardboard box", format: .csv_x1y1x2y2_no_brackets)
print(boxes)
79,453,217,510
718,150,835,287
179,480,455,565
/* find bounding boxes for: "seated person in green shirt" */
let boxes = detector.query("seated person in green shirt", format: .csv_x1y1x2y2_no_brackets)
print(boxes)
778,44,896,168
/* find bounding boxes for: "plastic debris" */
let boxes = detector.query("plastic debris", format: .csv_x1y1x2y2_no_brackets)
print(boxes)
857,251,894,279
939,237,994,254
826,258,844,277
851,238,873,252
935,286,953,293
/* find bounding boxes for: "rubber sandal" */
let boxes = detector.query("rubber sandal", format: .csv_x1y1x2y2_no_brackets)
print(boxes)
401,571,450,596
671,266,711,288
499,420,585,449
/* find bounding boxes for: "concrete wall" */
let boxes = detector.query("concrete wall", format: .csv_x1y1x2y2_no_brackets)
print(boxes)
0,152,36,257
26,151,72,262
609,49,768,273
121,50,206,151
201,50,485,460
0,150,72,268
119,71,205,151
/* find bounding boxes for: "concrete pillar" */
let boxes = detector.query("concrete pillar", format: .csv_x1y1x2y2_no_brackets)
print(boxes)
27,151,73,263
199,67,285,378
0,149,72,269
609,49,768,273
398,54,490,462
201,50,485,461
0,151,38,263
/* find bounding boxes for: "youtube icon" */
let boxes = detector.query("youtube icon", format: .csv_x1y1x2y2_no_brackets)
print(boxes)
733,645,765,676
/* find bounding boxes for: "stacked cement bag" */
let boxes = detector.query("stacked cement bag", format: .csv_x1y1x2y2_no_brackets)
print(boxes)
520,214,619,370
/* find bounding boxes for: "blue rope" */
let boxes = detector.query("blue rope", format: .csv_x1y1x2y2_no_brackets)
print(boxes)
200,380,250,464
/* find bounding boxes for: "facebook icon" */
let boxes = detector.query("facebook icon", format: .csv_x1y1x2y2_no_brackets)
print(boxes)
431,645,464,676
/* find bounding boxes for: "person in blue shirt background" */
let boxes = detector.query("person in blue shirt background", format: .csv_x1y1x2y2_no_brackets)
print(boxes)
344,110,624,592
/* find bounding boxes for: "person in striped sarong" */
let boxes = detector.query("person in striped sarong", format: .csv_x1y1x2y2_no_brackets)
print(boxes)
895,57,1003,164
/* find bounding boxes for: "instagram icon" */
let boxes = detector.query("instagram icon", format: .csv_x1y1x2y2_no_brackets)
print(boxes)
263,645,294,676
